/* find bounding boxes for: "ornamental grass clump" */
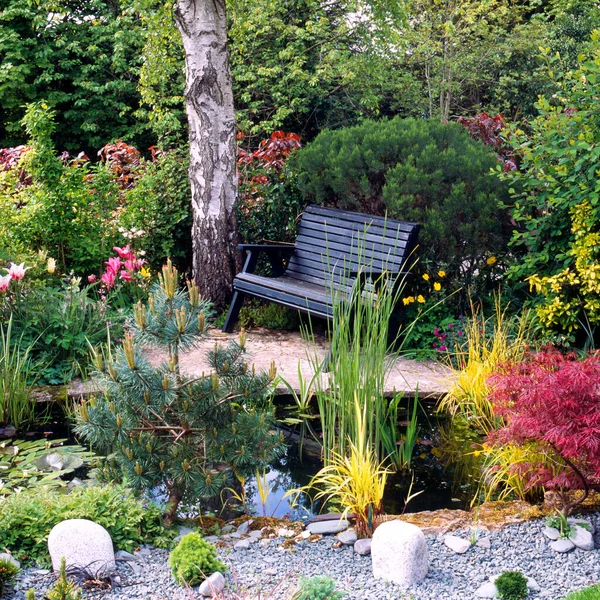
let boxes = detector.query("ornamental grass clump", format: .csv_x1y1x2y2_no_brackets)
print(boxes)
76,260,283,524
292,575,345,600
169,532,225,586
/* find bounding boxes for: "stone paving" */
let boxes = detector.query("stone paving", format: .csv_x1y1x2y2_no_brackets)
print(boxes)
145,328,452,399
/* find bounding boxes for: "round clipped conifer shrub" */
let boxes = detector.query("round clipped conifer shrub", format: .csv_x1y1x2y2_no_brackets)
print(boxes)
169,532,225,586
292,575,345,600
295,116,512,296
495,570,529,600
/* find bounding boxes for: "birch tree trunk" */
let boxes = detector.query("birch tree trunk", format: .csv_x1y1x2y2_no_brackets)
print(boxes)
175,0,238,306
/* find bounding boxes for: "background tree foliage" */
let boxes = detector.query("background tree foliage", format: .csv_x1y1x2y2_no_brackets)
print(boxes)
0,0,150,153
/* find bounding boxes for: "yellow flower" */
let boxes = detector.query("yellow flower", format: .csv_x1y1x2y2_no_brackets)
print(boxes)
402,296,415,305
417,295,425,304
438,270,446,278
46,258,56,274
433,282,441,291
422,274,430,281
141,267,151,278
486,256,497,266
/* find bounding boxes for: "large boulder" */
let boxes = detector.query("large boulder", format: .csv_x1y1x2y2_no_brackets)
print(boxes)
372,520,429,588
48,519,116,576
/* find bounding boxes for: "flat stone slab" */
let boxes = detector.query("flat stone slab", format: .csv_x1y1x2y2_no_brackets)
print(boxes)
306,519,349,535
146,328,451,398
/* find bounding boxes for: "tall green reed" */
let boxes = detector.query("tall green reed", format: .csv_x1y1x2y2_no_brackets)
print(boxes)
0,316,37,429
303,229,426,471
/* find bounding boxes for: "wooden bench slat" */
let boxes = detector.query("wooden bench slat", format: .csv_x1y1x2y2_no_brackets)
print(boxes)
305,205,417,233
222,205,420,333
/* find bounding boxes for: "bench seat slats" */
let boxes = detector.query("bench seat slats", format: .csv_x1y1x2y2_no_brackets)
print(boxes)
222,204,420,333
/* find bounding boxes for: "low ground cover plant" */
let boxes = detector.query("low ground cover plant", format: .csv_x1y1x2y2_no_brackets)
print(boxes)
169,532,225,586
0,485,166,565
292,575,345,600
563,585,600,600
495,571,529,600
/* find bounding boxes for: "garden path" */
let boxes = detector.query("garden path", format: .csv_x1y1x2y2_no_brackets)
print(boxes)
145,328,452,399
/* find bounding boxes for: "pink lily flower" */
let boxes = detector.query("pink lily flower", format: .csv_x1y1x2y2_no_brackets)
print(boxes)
113,245,134,260
6,262,29,280
101,270,117,289
88,274,97,283
120,270,133,282
124,259,136,272
0,274,11,291
105,256,122,273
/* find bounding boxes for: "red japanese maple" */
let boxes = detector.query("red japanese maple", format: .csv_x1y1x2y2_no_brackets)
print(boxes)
487,348,600,513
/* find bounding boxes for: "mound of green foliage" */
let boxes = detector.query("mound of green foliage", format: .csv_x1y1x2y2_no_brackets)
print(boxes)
0,485,167,565
495,571,529,600
169,532,225,586
292,576,345,600
295,116,512,295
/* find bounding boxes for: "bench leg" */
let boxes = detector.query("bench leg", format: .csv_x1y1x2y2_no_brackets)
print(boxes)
222,291,245,333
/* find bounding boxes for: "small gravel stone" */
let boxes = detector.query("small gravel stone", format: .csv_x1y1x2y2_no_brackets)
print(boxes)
444,534,471,554
477,537,491,549
234,539,251,551
550,539,576,553
197,572,225,597
337,530,357,545
475,582,497,598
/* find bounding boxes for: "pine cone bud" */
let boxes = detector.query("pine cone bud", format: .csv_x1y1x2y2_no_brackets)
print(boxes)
198,310,206,332
187,279,200,307
134,301,147,329
122,333,136,369
239,327,247,349
134,461,143,476
79,400,89,422
269,360,277,381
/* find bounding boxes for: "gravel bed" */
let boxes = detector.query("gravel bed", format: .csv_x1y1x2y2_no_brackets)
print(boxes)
7,514,600,600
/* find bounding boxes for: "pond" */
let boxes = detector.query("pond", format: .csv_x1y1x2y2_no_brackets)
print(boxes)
245,402,474,520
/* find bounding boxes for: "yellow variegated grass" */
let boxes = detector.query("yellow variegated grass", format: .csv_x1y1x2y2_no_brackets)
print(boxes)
438,296,531,435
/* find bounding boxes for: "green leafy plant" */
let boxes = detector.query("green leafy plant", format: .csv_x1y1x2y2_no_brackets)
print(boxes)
563,585,600,600
546,513,572,539
292,575,345,600
0,485,166,565
0,556,19,597
168,532,225,586
46,558,82,600
76,261,283,525
495,571,529,600
239,300,300,331
497,33,600,345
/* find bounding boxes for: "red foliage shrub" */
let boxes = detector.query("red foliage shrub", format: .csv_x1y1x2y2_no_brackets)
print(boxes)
237,131,301,172
457,113,517,172
0,145,32,188
98,140,141,189
487,348,600,512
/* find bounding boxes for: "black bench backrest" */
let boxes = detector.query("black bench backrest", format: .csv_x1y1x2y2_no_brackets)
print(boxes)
286,205,420,287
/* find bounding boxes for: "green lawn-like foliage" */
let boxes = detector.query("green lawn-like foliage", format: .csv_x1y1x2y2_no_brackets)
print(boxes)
292,576,345,600
169,532,225,586
0,485,166,565
563,586,600,600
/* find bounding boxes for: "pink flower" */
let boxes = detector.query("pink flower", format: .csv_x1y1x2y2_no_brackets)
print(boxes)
437,345,447,352
0,274,11,291
88,274,97,283
101,270,117,289
113,245,134,260
134,258,146,270
5,262,29,280
120,270,133,282
105,257,122,274
124,259,136,272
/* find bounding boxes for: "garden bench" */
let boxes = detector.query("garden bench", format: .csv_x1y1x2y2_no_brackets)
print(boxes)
222,205,420,332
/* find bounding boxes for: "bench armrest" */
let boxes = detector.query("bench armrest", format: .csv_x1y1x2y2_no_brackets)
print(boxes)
238,244,295,276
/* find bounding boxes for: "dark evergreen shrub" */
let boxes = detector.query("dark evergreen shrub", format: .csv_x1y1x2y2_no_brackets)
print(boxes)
295,117,513,294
